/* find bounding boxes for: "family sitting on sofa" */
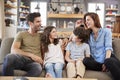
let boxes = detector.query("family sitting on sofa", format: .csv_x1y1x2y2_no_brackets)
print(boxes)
1,12,120,80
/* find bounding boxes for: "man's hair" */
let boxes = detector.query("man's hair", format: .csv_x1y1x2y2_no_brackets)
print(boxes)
73,27,89,43
26,12,41,24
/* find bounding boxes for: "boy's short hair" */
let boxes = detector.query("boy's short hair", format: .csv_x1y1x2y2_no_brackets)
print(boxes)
73,27,89,43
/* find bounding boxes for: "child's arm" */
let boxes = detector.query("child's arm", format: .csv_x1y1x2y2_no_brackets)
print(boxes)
85,53,90,57
65,51,75,63
85,44,91,58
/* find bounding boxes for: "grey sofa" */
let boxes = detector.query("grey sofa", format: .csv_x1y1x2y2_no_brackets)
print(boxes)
0,37,120,80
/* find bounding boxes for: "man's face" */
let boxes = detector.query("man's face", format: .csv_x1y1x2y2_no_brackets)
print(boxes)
30,17,41,32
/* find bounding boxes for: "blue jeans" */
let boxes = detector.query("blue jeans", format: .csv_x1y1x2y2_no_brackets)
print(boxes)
45,63,64,78
2,54,42,77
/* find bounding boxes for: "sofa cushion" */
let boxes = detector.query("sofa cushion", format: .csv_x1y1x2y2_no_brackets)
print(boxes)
0,64,27,76
112,38,120,60
84,70,112,80
0,37,14,64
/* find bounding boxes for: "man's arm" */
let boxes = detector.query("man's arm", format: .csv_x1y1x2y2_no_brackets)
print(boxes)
11,41,43,64
11,41,31,57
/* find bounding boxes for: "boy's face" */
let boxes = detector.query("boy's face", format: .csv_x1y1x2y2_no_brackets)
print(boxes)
73,34,81,42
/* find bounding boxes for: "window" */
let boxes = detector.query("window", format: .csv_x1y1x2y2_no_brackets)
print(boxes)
88,3,105,27
31,2,47,27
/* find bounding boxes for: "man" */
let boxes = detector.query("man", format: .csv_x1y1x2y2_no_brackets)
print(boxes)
2,12,43,77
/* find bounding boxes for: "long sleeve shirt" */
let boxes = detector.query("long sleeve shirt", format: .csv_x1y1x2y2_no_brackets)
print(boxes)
89,28,113,63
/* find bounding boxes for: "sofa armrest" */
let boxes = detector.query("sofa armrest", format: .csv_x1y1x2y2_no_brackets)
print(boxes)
0,38,2,47
112,38,120,60
0,37,14,64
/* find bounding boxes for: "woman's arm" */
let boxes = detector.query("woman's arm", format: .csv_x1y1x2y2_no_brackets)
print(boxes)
105,50,112,59
104,29,113,59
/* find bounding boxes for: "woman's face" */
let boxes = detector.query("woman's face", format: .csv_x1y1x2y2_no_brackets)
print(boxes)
49,28,58,39
85,16,95,29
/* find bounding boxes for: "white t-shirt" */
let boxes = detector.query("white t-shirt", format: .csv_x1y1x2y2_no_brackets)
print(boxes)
44,43,64,65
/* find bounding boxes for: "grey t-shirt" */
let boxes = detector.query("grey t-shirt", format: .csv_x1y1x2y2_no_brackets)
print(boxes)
66,42,90,60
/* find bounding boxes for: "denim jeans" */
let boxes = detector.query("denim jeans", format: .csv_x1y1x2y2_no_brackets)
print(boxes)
44,63,64,78
2,54,42,77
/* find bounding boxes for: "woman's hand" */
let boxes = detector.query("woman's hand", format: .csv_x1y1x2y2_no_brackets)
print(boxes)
102,64,108,72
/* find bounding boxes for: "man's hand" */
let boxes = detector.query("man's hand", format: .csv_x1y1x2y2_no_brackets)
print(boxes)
29,54,43,64
75,19,83,27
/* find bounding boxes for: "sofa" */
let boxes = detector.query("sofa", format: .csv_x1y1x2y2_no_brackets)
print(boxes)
0,37,120,80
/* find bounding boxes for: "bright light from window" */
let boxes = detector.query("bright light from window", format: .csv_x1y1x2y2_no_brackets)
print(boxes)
31,2,47,27
88,3,105,27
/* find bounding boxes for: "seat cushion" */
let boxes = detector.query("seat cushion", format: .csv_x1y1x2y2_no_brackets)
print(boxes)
112,38,120,60
0,64,27,76
84,70,112,80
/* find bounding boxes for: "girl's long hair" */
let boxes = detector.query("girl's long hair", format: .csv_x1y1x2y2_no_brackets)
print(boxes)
41,26,59,55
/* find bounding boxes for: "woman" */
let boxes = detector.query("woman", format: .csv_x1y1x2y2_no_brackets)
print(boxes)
41,26,64,78
83,12,120,80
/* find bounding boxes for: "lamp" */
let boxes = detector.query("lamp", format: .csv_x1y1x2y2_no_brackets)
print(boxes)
35,2,40,12
96,6,100,11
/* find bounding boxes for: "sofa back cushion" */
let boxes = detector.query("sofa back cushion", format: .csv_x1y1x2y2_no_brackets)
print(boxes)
0,37,14,64
112,38,120,60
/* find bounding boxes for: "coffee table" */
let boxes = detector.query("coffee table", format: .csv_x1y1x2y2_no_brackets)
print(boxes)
0,76,98,80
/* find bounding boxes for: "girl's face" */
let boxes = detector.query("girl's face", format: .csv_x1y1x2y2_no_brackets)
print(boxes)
49,28,57,39
85,16,95,29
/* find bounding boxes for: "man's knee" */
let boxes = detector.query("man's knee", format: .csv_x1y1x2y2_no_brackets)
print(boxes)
33,63,42,76
4,54,17,64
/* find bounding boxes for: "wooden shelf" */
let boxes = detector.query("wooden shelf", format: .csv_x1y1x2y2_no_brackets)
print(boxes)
10,0,17,2
48,13,84,18
57,31,72,38
106,8,118,11
20,12,29,14
19,17,26,19
112,33,120,38
5,4,17,8
5,12,16,15
106,14,116,16
20,6,29,9
115,14,120,17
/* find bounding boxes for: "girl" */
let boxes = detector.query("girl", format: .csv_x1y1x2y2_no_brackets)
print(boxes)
65,27,90,78
41,26,64,78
